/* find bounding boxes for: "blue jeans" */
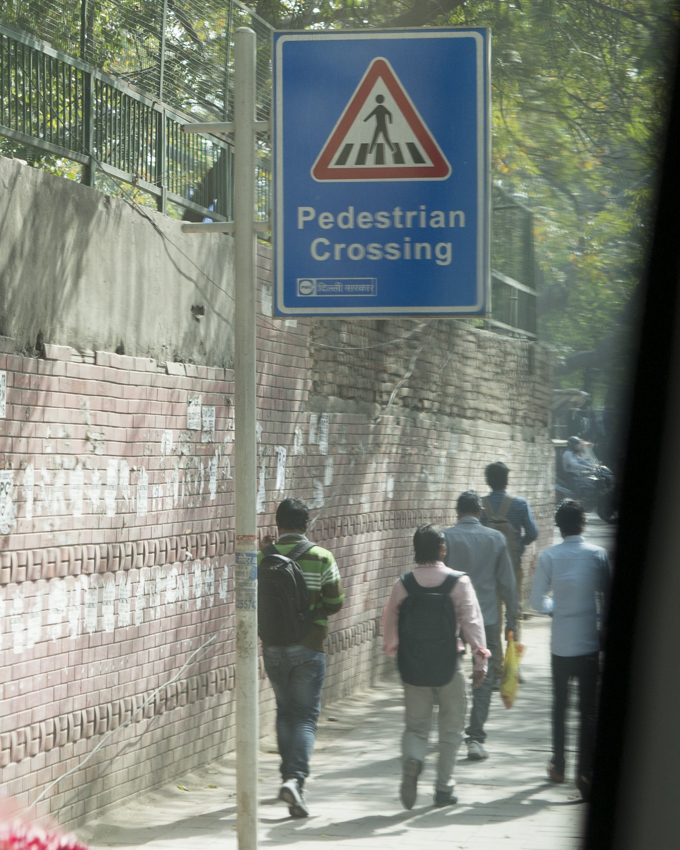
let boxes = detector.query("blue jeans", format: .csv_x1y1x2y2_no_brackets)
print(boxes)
466,623,499,743
263,644,326,785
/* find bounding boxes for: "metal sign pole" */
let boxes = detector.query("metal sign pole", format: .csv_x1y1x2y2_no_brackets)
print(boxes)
233,26,259,850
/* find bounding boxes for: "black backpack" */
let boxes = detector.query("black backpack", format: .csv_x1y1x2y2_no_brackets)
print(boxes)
397,571,463,687
257,540,314,645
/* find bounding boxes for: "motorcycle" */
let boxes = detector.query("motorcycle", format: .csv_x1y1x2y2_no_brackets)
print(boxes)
555,447,617,522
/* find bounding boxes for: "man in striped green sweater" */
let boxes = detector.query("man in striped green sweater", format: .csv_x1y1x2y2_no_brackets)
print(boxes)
259,498,344,818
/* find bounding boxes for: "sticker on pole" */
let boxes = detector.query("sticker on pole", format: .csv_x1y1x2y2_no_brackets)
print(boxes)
312,58,451,182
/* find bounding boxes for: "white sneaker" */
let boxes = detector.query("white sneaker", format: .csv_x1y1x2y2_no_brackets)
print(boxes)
467,741,489,760
279,778,310,818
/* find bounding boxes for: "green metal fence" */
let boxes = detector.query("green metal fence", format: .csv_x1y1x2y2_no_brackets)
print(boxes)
0,0,271,221
490,186,537,338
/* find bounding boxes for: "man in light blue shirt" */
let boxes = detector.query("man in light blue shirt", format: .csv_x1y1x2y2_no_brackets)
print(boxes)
530,499,611,801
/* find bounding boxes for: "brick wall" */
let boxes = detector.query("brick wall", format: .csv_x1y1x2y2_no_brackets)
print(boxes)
0,244,554,829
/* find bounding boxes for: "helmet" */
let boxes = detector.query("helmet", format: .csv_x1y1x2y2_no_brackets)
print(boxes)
567,436,581,450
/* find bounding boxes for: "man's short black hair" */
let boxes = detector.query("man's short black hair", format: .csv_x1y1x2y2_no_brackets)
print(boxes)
485,461,509,491
457,490,482,515
555,499,586,536
276,498,309,531
413,524,446,564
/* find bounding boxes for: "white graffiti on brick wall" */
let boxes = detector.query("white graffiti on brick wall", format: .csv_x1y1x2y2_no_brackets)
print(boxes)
161,430,173,456
6,425,232,536
187,395,202,430
275,446,287,492
88,468,102,512
70,466,84,518
136,467,148,517
119,460,130,507
193,563,203,609
209,453,218,501
309,413,318,445
11,588,25,654
26,592,42,649
53,469,67,514
293,425,304,456
257,459,266,514
48,579,67,641
318,414,329,455
202,406,215,442
67,577,84,639
102,578,116,632
85,582,98,634
135,569,146,626
105,459,118,517
0,470,15,535
0,370,6,418
22,464,34,521
324,457,334,487
149,567,162,617
117,572,131,627
2,560,229,652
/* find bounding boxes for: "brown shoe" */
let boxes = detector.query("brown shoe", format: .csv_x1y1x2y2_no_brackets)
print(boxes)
547,761,565,783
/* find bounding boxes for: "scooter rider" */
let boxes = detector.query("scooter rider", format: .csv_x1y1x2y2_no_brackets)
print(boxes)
562,437,595,479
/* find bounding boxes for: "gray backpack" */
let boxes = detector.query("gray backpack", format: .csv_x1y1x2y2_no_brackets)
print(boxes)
482,495,520,569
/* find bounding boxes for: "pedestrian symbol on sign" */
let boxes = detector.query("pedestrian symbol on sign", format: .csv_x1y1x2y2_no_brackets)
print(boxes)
312,57,451,182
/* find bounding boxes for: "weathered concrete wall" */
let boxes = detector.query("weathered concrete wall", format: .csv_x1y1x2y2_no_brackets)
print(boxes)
0,157,234,365
0,160,554,830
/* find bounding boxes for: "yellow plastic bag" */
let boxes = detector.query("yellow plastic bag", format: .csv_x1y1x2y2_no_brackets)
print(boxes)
499,631,525,709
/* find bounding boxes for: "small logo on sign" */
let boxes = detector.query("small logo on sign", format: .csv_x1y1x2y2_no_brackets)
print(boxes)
298,279,316,296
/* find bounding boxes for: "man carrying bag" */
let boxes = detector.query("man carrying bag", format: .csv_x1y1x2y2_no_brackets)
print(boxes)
383,524,489,809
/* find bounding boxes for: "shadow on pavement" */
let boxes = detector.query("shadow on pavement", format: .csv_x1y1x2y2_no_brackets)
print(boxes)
261,784,573,843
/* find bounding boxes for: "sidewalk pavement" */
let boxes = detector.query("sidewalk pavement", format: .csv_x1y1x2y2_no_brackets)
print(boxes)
78,613,589,850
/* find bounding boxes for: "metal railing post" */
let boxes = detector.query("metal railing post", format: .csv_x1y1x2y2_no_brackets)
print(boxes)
233,26,259,850
82,69,95,187
157,106,167,214
79,0,88,60
159,0,167,101
224,0,233,120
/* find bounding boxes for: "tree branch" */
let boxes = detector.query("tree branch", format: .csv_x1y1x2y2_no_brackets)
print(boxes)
387,0,468,27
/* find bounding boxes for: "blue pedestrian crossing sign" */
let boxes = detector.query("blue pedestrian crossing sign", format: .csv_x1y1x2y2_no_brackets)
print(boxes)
273,29,490,317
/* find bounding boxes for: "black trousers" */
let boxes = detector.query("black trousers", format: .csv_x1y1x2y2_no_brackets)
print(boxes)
551,652,599,778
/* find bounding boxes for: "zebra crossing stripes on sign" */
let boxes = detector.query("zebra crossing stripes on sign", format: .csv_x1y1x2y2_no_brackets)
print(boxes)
312,57,451,182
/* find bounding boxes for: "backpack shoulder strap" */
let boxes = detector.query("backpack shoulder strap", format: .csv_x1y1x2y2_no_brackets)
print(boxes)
497,494,514,518
285,539,315,563
400,572,419,594
482,496,500,521
262,543,279,557
437,574,457,595
439,571,466,592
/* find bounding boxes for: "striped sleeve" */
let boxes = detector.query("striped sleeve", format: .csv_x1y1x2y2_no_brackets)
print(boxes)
320,553,341,586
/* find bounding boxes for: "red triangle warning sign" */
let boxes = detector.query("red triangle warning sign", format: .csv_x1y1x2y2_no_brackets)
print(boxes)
312,57,451,182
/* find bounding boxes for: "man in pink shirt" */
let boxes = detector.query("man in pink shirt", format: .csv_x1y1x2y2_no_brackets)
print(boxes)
383,524,489,809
